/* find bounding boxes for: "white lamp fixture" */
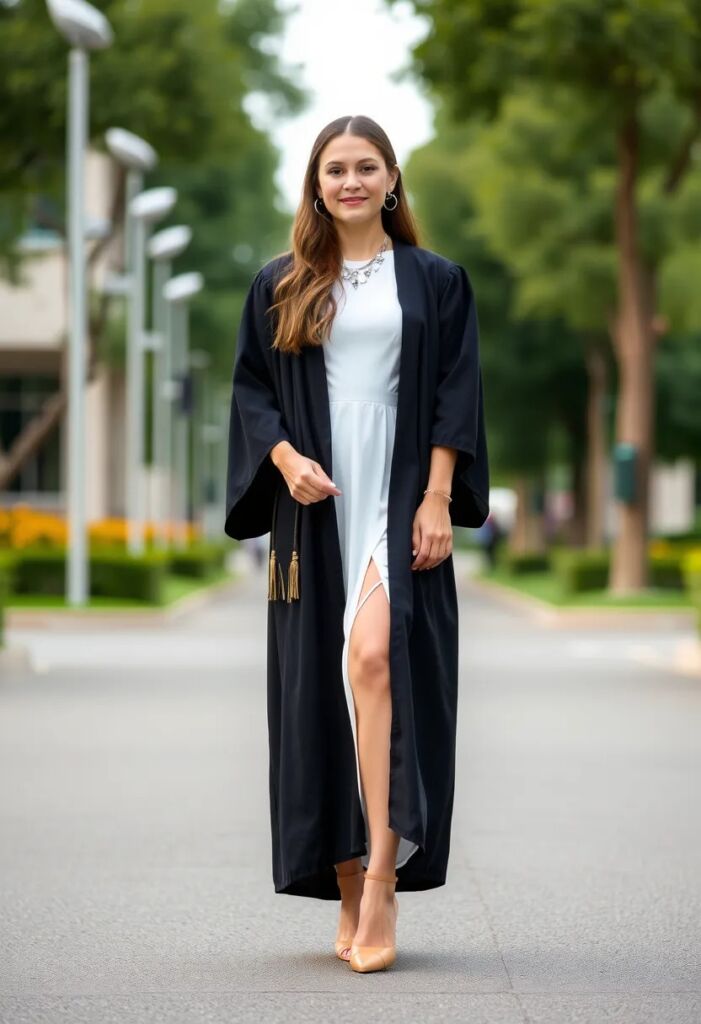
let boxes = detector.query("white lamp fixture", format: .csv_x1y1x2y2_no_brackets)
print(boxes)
130,187,177,224
163,272,204,305
105,127,157,173
46,0,112,49
148,225,192,262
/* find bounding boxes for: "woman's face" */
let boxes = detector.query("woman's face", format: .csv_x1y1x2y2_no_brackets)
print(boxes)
316,134,398,225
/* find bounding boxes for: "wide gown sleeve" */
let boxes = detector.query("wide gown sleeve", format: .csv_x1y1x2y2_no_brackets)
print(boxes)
430,263,490,528
224,268,293,540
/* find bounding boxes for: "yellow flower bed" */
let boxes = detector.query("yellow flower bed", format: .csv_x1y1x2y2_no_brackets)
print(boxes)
0,504,202,550
648,538,701,560
684,549,701,576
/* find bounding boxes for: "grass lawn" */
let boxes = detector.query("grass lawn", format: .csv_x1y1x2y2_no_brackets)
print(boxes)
479,567,694,609
6,568,234,610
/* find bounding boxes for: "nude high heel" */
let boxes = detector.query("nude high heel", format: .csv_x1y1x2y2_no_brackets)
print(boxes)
349,871,399,973
334,867,365,960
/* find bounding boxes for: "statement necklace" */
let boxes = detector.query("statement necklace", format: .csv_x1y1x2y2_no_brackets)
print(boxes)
341,234,390,289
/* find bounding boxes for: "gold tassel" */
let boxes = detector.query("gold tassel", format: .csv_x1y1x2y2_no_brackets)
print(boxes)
268,482,300,603
287,549,299,601
286,500,300,602
268,547,277,600
268,484,283,601
268,548,286,601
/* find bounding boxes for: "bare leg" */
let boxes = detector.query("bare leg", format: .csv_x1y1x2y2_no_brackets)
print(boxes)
346,555,399,948
334,857,364,960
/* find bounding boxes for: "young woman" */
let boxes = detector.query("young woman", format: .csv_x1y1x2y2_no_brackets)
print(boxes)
225,114,489,973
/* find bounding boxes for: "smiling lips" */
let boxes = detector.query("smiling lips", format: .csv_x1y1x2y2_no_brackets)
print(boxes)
340,197,366,205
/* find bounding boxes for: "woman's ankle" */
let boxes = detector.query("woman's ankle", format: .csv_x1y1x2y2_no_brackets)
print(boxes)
335,857,364,878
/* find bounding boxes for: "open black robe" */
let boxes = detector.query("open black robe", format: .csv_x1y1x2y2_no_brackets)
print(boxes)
225,235,489,900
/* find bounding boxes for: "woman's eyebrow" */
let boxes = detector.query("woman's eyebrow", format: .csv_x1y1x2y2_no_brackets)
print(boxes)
323,158,378,168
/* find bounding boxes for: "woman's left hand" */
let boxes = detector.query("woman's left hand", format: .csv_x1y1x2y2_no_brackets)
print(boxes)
411,492,453,571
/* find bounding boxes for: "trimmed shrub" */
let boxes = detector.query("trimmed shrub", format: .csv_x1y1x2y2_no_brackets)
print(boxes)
498,549,551,574
169,542,230,579
552,549,609,593
649,553,686,590
684,551,701,635
0,554,14,646
11,547,169,604
653,530,701,547
554,546,689,594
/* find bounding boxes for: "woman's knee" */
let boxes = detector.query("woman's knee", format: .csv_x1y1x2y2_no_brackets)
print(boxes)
349,634,390,694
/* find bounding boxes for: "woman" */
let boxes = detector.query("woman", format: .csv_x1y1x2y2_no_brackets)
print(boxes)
225,115,489,973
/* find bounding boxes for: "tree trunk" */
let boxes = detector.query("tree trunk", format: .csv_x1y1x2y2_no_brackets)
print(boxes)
510,475,546,554
568,451,587,547
584,341,608,549
610,112,656,593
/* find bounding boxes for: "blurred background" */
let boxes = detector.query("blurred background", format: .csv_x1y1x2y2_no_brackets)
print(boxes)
1,0,700,622
1,3,700,1021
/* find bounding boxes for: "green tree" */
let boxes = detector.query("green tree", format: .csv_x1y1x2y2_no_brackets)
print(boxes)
391,0,701,591
0,0,305,488
405,114,588,549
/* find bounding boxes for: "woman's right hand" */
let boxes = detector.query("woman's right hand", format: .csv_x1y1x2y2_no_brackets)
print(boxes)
270,441,341,505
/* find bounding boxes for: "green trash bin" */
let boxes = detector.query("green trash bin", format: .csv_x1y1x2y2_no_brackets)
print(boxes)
613,442,638,504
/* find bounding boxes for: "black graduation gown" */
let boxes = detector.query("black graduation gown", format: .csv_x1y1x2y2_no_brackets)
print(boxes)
225,235,489,900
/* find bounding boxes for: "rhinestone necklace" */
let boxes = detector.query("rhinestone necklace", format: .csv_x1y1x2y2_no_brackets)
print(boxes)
341,234,391,290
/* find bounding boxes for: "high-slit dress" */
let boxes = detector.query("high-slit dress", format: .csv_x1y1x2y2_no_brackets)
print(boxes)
322,248,419,871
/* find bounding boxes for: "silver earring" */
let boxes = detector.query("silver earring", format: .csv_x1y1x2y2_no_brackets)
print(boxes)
314,197,326,215
383,191,398,211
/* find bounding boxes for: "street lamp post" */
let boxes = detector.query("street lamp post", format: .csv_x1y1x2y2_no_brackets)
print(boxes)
146,226,192,549
200,419,223,541
104,129,159,549
163,273,204,549
46,0,113,607
188,348,211,537
126,187,177,555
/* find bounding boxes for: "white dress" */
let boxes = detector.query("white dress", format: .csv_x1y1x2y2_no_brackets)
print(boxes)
323,249,419,870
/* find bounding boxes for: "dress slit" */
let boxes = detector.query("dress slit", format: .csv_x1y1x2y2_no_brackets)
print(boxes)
324,249,418,871
341,537,419,871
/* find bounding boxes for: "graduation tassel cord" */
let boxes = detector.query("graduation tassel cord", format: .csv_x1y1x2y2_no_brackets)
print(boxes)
268,485,286,602
286,500,300,602
267,484,301,603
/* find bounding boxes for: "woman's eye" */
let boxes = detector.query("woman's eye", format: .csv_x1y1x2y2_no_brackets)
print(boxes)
329,167,376,174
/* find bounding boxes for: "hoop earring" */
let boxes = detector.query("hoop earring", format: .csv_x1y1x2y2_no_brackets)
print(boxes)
383,191,399,211
314,197,327,216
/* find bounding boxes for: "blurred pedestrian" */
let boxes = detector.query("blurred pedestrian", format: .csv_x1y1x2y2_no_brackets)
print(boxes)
478,512,503,569
241,535,267,571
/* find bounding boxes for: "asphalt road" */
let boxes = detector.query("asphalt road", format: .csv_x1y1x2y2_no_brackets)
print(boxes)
1,555,699,1023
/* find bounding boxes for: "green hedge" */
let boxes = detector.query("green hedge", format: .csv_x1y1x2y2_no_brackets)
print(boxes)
498,549,551,574
10,547,169,604
685,555,701,635
654,530,701,546
650,554,686,590
553,548,688,594
168,541,229,579
553,549,609,593
0,554,13,647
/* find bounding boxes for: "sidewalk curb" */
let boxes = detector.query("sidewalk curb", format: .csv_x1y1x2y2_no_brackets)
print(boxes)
4,573,242,632
468,574,698,631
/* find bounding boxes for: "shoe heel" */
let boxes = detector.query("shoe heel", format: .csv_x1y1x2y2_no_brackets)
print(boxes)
348,871,398,974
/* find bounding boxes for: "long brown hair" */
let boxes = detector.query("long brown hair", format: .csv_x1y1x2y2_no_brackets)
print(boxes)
268,115,421,356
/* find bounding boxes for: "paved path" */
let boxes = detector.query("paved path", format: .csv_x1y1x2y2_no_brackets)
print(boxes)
1,556,699,1023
